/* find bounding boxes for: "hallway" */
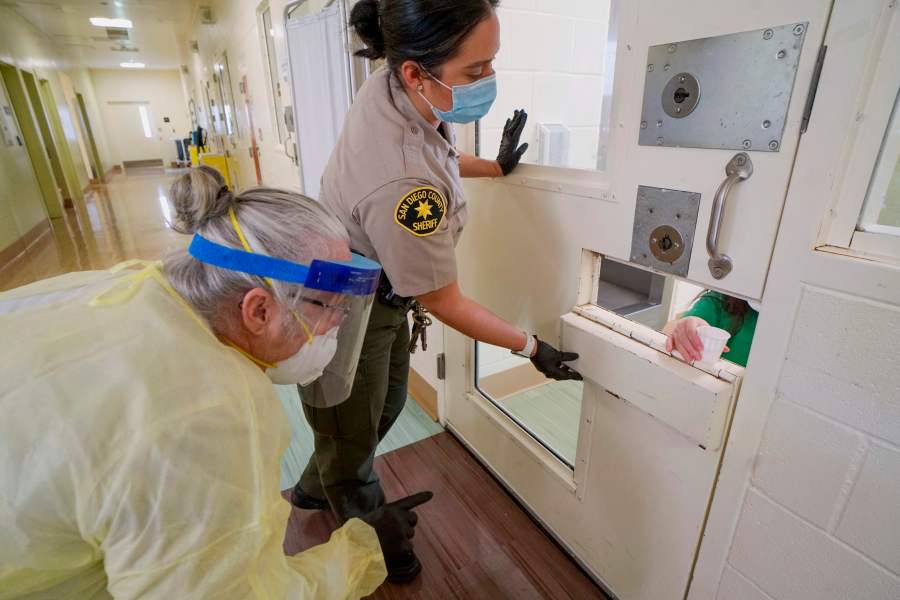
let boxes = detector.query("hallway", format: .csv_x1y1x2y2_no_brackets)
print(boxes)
0,168,187,292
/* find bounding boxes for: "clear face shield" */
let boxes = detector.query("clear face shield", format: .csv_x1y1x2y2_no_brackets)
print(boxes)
290,254,380,406
187,209,381,407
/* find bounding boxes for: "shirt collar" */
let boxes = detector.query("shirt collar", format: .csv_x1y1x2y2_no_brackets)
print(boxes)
388,69,457,157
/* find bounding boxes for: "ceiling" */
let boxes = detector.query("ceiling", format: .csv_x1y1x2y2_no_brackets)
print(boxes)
5,0,195,70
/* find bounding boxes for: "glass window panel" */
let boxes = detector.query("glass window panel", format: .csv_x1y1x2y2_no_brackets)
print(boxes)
138,105,152,138
858,87,900,235
476,1,616,171
262,8,286,143
474,342,583,468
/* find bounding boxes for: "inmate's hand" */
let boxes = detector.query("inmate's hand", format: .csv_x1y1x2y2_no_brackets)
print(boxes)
664,316,728,362
361,491,433,567
531,338,582,381
496,109,529,175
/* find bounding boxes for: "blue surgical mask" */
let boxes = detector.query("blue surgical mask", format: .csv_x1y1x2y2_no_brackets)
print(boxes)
418,68,497,124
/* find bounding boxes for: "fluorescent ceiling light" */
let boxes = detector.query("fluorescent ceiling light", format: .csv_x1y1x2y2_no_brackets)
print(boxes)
90,17,133,28
120,62,145,69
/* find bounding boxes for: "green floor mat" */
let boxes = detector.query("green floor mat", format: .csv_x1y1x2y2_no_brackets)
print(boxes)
274,384,444,490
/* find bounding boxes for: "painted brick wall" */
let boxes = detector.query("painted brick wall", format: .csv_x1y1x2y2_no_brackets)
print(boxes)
479,0,610,170
721,287,900,599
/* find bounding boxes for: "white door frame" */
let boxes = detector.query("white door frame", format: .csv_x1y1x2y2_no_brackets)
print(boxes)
689,1,900,596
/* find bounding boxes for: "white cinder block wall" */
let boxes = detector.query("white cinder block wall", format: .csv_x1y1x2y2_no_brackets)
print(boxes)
480,0,610,170
721,288,900,599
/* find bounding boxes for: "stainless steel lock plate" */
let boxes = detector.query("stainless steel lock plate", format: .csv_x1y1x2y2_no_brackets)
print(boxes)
630,186,702,277
639,22,808,151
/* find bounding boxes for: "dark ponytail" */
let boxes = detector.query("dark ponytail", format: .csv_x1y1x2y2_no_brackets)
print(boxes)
349,0,385,60
349,0,499,73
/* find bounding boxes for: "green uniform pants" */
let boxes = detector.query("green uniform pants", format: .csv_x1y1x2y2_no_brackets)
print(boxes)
297,300,410,520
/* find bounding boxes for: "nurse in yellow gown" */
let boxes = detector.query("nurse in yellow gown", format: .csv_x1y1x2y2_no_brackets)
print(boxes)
0,167,427,598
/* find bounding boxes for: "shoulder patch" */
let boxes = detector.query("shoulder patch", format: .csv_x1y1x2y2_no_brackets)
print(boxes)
394,186,446,237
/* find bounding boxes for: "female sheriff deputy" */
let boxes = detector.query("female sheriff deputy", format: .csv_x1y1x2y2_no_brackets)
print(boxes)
0,167,433,598
292,0,582,581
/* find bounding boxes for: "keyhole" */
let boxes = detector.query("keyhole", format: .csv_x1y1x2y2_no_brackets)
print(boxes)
673,87,691,104
658,234,674,251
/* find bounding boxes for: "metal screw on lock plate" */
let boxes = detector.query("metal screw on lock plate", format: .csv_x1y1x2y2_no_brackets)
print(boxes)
768,140,779,150
742,139,752,149
776,49,787,59
793,24,805,35
763,29,774,39
647,64,654,72
640,121,648,129
667,44,677,53
762,120,772,129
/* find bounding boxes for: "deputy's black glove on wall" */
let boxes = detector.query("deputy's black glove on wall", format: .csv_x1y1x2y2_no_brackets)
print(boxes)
496,109,529,175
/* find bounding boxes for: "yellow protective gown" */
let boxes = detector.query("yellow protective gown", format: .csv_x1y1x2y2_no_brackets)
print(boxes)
0,263,386,599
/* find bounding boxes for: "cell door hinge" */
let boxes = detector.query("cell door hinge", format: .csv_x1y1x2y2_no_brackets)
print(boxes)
436,353,446,380
801,44,828,135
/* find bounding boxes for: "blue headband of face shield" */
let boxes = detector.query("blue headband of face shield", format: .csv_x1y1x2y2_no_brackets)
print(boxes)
187,234,381,295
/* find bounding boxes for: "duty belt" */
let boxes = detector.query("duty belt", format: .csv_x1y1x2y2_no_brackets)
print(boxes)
354,251,430,353
376,271,415,311
374,268,430,353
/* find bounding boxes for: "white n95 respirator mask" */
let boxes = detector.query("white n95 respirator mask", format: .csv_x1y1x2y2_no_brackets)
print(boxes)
267,327,339,385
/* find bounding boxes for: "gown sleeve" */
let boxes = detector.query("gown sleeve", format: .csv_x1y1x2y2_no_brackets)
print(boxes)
84,383,386,599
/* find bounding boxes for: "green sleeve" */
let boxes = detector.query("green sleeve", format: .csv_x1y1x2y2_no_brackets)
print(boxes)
680,293,757,367
681,294,727,328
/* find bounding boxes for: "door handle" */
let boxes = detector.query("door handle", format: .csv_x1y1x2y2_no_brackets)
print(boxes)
706,152,753,279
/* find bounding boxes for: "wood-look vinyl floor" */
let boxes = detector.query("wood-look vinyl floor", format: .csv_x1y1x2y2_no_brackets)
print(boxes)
283,432,609,600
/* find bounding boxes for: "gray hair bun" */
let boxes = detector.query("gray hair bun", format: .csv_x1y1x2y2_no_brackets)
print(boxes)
169,165,235,234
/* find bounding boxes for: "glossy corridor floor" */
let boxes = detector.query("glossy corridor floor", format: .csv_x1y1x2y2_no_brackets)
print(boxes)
0,167,188,292
1,169,609,599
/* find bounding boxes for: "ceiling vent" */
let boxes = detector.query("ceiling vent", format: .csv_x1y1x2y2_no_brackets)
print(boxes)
105,27,130,41
199,6,215,25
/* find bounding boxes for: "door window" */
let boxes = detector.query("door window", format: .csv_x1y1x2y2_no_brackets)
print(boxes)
260,6,287,143
853,87,900,248
476,0,616,170
214,53,239,139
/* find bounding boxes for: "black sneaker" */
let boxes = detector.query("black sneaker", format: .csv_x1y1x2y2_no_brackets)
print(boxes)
386,549,422,584
290,485,329,511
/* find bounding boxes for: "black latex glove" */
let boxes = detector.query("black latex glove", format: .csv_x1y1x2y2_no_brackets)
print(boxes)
531,338,582,381
361,491,433,568
496,109,529,175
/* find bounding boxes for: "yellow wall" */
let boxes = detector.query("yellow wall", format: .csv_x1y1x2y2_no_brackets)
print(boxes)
0,5,108,252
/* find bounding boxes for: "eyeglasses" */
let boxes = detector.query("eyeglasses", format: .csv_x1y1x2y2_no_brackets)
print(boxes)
300,296,350,321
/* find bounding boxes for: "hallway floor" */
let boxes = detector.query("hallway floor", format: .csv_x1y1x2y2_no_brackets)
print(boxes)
1,169,609,599
0,167,188,291
284,432,610,600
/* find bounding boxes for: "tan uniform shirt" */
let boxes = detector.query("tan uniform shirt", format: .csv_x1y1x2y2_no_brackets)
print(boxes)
320,66,467,298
